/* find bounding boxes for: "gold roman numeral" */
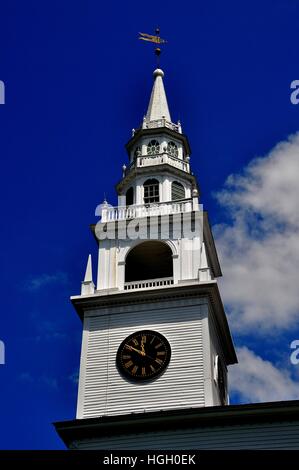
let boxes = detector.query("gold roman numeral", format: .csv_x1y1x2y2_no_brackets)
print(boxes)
150,365,156,373
142,335,146,343
122,354,131,359
131,365,138,375
124,360,133,368
157,351,166,356
132,338,138,346
155,358,163,365
142,367,146,376
155,342,162,349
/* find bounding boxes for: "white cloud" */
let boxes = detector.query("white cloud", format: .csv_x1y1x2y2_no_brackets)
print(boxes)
24,272,68,291
229,347,299,403
214,132,299,333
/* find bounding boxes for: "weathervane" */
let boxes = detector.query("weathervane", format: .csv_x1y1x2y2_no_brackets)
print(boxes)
138,28,167,66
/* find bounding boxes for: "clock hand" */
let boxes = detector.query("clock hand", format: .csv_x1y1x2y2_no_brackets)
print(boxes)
143,352,156,361
140,338,159,361
125,344,145,356
125,343,160,362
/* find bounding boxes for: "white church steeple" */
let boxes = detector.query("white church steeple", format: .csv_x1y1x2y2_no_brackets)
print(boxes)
66,61,237,429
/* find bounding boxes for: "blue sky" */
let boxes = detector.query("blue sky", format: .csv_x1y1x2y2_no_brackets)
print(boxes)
1,0,299,449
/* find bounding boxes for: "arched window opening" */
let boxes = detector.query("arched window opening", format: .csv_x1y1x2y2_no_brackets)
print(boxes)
144,178,159,204
171,181,185,201
147,140,160,155
167,141,179,158
126,187,134,206
125,241,173,282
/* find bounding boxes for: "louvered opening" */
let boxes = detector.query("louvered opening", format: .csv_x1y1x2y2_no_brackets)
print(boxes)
171,181,185,201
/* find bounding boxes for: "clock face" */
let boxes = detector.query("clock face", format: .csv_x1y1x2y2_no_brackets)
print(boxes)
116,330,171,381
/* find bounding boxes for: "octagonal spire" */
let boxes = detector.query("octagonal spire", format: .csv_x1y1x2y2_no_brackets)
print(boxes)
146,68,171,122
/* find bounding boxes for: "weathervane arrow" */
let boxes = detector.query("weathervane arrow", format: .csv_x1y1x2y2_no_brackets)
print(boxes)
138,28,167,65
138,32,167,44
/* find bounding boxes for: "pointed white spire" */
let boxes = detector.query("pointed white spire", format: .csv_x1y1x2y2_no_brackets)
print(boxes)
199,242,211,282
146,69,171,122
200,242,208,269
84,254,93,282
81,254,95,295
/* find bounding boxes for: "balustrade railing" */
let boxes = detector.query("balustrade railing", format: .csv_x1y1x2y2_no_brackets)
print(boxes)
102,198,195,222
124,277,174,291
137,153,189,173
124,153,190,176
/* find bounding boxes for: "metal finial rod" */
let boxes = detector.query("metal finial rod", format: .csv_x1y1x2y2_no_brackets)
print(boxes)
155,47,161,67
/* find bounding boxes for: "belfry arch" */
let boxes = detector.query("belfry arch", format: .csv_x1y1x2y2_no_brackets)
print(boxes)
125,241,173,282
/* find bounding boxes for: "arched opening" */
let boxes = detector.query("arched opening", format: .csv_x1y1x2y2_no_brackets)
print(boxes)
143,178,160,204
147,139,160,155
167,141,179,158
171,181,185,200
125,241,173,282
126,187,134,206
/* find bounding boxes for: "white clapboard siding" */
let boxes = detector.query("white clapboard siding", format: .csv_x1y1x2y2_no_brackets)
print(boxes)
77,301,207,419
75,421,299,450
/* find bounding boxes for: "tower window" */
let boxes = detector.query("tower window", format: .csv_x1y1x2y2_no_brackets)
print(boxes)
143,178,160,204
167,141,179,158
147,140,160,155
171,181,185,200
126,187,134,206
134,146,142,158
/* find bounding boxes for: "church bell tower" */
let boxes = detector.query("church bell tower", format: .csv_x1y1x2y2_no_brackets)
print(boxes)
55,63,237,449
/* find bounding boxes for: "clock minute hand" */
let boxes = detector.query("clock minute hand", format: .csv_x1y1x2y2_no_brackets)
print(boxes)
125,344,145,356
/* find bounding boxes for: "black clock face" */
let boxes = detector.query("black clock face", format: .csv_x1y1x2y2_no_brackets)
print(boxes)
116,330,171,381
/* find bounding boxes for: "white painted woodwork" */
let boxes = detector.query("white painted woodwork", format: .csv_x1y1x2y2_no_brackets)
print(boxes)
76,298,209,419
101,198,193,222
96,235,204,292
124,277,174,291
136,153,190,172
121,173,192,206
146,69,171,122
142,117,181,133
75,65,232,430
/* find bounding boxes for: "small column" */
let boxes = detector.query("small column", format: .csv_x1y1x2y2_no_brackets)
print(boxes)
192,188,199,211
